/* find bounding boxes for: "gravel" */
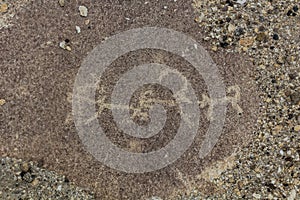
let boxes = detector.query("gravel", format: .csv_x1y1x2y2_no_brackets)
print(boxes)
0,157,95,199
182,0,300,199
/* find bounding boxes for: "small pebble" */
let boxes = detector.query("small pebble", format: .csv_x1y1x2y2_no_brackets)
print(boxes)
256,32,268,42
237,0,247,5
0,99,6,106
31,178,39,186
253,193,261,199
273,33,279,40
148,197,163,200
79,5,88,17
59,41,71,51
287,10,293,16
211,46,218,51
21,162,30,173
58,0,64,7
228,24,235,33
239,37,254,47
57,185,62,191
287,189,296,200
280,150,284,156
0,3,8,13
235,27,244,36
75,26,81,33
290,92,300,105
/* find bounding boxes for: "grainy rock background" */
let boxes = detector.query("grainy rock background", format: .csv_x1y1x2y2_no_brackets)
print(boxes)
2,0,294,199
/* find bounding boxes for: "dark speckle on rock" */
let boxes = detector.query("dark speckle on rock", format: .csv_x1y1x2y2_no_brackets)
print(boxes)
287,10,293,16
273,33,279,40
293,5,298,12
234,27,244,36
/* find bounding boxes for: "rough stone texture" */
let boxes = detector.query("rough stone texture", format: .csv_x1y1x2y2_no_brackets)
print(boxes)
188,0,300,199
0,157,94,199
0,0,259,199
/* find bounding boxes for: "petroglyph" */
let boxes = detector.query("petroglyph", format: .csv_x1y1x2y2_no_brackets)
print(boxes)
157,68,193,104
199,85,243,120
88,85,242,125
